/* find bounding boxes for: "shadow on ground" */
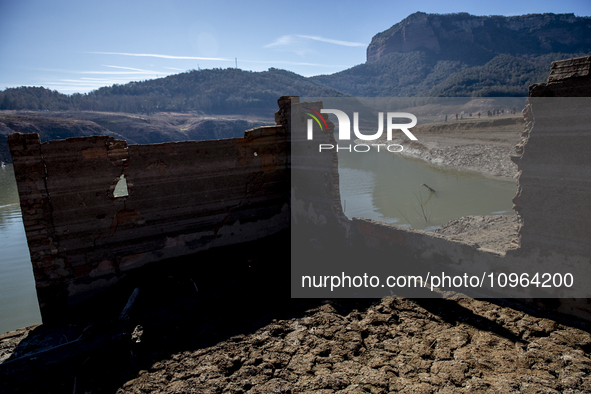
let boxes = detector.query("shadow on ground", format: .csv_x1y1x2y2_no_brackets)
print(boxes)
1,230,590,393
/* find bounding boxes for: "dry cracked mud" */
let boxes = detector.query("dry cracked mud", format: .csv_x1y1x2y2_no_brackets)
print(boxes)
116,297,591,394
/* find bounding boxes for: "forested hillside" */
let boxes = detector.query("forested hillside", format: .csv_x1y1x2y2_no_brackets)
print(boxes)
0,68,346,115
2,12,590,115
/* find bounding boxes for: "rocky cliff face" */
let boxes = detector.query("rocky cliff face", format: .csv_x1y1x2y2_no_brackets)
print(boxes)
367,12,591,63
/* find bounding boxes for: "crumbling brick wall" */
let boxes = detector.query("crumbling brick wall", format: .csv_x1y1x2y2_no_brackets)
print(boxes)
8,100,293,321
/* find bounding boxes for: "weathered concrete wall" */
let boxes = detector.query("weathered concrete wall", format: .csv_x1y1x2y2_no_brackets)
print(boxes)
8,102,291,320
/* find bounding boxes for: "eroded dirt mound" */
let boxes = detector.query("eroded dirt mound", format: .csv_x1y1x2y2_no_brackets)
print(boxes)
117,297,591,394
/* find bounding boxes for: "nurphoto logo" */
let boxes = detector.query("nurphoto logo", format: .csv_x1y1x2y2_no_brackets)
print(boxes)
305,109,418,153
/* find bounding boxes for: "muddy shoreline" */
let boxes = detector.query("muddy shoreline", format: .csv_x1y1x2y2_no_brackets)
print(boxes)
373,115,524,180
359,115,525,252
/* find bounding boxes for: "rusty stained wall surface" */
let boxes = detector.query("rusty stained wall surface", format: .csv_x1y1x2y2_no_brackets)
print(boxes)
8,102,291,319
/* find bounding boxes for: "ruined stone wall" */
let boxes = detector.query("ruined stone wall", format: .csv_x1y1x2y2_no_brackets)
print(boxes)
8,103,291,320
514,56,591,256
289,98,350,245
10,56,591,323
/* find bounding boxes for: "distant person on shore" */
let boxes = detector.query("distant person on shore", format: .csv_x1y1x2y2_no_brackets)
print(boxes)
478,112,481,118
456,113,458,120
445,114,447,122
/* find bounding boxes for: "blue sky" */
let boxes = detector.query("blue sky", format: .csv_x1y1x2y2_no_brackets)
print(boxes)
1,0,590,94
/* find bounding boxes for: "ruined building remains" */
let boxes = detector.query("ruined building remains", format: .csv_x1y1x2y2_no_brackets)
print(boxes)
8,57,591,322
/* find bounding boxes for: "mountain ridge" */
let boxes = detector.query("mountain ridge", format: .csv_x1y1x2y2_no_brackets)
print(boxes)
309,12,590,98
1,12,590,114
367,12,590,63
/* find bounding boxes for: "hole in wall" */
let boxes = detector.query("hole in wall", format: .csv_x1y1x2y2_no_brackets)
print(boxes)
340,151,518,229
338,149,518,226
113,174,129,198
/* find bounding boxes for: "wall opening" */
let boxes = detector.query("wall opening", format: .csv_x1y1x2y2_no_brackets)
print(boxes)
337,148,518,231
113,174,129,198
332,107,524,253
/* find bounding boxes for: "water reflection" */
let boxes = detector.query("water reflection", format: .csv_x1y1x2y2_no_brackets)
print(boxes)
0,165,42,334
0,148,517,333
338,150,517,231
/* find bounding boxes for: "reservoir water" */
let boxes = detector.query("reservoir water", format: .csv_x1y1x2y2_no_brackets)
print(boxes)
0,164,42,334
338,150,517,231
0,150,516,334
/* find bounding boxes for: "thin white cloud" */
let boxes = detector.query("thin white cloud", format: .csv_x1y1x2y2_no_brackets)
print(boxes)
264,35,297,48
77,66,176,76
240,59,349,68
30,67,169,76
24,63,186,93
101,65,151,72
88,51,231,61
51,78,134,85
39,69,174,92
79,71,160,75
265,34,365,55
296,35,365,47
79,77,133,82
264,35,310,56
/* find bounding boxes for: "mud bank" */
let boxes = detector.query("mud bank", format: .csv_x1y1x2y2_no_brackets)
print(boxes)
373,115,524,179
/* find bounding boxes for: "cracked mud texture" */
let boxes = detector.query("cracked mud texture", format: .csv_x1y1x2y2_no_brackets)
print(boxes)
5,242,590,394
117,297,591,394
